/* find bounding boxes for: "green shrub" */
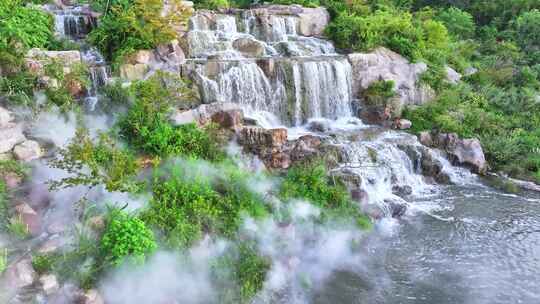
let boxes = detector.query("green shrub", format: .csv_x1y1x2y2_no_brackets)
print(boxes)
32,254,57,274
118,75,220,160
436,7,476,39
193,0,230,10
0,0,53,50
8,215,29,239
141,162,269,248
50,128,142,192
362,79,396,106
0,248,6,274
0,180,8,231
88,0,191,64
214,242,270,303
100,208,157,266
279,160,371,229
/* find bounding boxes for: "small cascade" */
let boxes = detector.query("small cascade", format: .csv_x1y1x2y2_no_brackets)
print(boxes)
184,9,353,126
44,4,109,110
44,5,96,39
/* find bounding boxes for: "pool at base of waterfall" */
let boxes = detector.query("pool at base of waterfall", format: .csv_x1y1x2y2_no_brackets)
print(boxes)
312,184,540,304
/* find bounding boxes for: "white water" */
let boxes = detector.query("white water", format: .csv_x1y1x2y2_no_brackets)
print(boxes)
185,10,352,126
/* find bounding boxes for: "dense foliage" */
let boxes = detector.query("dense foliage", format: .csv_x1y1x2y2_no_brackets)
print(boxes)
100,208,157,265
88,0,191,64
118,74,222,160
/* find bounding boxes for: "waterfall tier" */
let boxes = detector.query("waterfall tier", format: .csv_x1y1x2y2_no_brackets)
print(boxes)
184,9,352,126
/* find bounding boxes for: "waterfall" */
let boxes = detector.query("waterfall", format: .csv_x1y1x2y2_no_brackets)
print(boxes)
185,9,354,126
49,6,95,39
44,4,109,110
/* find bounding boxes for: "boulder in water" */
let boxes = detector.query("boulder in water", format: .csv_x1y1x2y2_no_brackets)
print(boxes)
422,132,488,174
233,37,266,57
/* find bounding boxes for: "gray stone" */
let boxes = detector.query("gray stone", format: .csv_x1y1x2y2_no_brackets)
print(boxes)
445,66,462,84
119,64,149,81
0,123,26,153
40,274,60,295
297,7,330,37
233,37,265,57
0,107,13,128
13,140,42,162
5,258,36,289
432,133,488,174
392,119,412,130
348,47,435,118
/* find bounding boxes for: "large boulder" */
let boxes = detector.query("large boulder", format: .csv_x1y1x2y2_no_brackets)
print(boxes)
233,37,266,57
0,123,26,153
419,132,487,174
348,47,434,118
239,127,288,148
25,49,82,75
40,274,60,295
4,258,36,289
155,39,186,65
119,63,150,81
297,7,330,37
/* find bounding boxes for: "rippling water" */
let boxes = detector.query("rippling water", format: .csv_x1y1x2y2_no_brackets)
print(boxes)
314,183,540,304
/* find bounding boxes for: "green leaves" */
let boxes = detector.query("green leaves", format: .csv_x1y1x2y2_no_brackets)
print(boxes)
100,209,157,266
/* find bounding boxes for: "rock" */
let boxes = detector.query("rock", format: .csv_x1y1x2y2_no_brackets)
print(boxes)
80,289,104,304
2,172,23,190
418,131,433,146
392,119,412,130
0,123,26,153
233,37,266,57
40,275,60,295
290,134,322,161
155,39,186,65
351,189,369,204
392,185,413,197
240,127,288,148
5,258,36,289
37,75,60,89
14,203,41,236
445,66,462,84
87,215,105,231
127,50,154,65
387,200,408,218
47,220,68,234
13,140,42,162
0,107,13,128
297,7,330,37
348,47,435,118
268,151,291,169
119,64,149,81
430,132,487,174
211,109,244,129
171,102,243,126
306,120,330,132
25,49,82,75
38,237,64,254
420,150,451,184
464,67,478,76
66,79,85,98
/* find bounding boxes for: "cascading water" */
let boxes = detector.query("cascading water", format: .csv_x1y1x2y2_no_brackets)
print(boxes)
44,4,109,110
184,10,353,125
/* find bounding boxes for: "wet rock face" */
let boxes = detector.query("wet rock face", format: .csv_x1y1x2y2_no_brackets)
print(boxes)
348,47,435,119
240,127,288,148
420,131,488,174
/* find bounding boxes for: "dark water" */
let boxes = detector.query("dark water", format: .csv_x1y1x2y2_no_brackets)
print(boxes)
314,184,540,304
